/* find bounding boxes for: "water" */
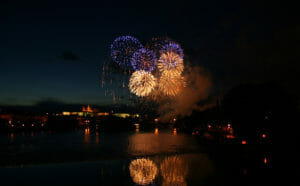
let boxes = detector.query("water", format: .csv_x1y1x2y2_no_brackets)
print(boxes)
0,128,272,185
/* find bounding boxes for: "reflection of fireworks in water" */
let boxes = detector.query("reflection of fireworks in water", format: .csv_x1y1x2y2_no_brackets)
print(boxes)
129,158,158,185
129,70,157,97
110,36,143,68
159,71,185,96
158,51,184,73
131,48,156,72
160,156,188,186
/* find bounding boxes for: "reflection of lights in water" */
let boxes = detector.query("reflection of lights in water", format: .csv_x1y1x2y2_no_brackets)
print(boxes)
155,128,159,135
134,123,140,133
85,128,90,135
84,128,90,143
173,128,177,135
225,134,235,139
9,133,14,140
160,156,188,186
128,133,196,156
129,158,158,185
95,131,100,143
264,157,267,164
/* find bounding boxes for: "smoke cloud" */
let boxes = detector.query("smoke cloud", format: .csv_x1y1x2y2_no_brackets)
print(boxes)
158,66,213,122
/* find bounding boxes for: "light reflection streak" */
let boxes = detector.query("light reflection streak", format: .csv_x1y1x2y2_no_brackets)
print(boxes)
160,156,188,186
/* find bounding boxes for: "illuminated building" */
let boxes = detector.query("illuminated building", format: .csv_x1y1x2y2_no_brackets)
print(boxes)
61,105,139,119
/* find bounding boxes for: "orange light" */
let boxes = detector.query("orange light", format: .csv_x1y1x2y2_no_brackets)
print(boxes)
85,128,90,135
226,134,235,139
173,128,177,135
10,133,14,139
154,128,159,135
241,140,247,145
264,157,267,164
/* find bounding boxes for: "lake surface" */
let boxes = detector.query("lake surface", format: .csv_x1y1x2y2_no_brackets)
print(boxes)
0,127,272,185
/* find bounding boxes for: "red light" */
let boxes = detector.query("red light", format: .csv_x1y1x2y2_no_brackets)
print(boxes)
262,134,267,138
264,157,267,164
241,140,247,145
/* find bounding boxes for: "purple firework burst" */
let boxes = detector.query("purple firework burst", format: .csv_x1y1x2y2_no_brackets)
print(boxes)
110,36,143,68
131,48,156,72
160,41,184,59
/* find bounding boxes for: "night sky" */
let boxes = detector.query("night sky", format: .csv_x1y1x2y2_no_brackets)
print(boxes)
0,1,298,106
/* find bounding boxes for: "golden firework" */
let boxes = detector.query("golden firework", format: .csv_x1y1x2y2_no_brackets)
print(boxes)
129,70,157,97
158,70,185,96
158,51,184,74
129,158,158,185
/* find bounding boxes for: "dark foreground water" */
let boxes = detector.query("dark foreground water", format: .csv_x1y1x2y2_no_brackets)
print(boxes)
0,127,272,185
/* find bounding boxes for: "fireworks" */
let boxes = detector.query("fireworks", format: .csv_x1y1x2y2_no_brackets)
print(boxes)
108,35,186,100
158,51,184,73
110,36,143,68
160,41,184,59
129,70,157,97
131,48,156,71
129,158,158,185
146,37,171,59
159,71,185,96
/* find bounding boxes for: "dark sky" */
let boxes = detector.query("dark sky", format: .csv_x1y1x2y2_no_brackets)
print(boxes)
0,0,298,106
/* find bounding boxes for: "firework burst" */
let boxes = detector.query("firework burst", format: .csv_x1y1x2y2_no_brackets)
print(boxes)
110,36,143,68
158,70,185,96
158,51,184,73
160,41,184,59
129,70,157,97
131,48,156,71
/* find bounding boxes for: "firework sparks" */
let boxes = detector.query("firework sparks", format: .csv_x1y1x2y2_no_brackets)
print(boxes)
110,36,143,68
131,48,156,71
129,158,158,185
160,41,184,59
129,70,157,97
158,51,184,73
158,70,185,96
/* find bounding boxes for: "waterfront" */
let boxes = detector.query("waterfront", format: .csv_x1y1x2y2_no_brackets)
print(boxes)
0,126,272,185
